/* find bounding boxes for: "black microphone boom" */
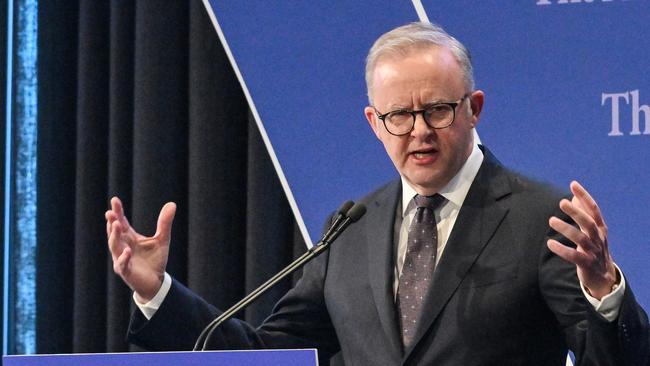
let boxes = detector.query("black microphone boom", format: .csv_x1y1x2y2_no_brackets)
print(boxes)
193,201,366,351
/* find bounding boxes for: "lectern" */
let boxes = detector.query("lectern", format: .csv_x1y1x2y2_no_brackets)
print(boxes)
3,349,318,366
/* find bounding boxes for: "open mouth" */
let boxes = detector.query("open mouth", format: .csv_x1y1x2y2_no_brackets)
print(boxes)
409,148,438,163
411,147,436,156
414,151,434,159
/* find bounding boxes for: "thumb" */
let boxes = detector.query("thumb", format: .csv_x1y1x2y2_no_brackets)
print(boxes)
155,202,177,242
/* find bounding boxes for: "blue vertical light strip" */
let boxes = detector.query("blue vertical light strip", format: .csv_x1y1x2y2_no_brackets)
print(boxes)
13,0,38,354
3,0,38,355
3,0,16,356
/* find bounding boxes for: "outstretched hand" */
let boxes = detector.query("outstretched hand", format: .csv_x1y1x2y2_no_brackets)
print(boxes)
547,181,618,300
105,197,177,303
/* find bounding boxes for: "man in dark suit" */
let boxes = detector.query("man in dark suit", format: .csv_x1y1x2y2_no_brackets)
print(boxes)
106,22,649,365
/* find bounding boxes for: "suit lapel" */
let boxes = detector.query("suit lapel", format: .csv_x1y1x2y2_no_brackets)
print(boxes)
403,150,513,359
366,180,403,355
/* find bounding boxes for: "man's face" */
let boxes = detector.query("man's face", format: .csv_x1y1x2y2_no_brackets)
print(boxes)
364,46,484,195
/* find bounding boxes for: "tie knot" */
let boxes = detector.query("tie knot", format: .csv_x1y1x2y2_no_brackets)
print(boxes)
413,194,445,210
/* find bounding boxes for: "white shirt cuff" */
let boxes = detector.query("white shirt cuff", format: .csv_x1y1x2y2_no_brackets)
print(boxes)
133,272,172,320
581,264,626,322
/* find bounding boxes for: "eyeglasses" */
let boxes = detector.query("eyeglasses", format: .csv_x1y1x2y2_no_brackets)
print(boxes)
373,94,470,136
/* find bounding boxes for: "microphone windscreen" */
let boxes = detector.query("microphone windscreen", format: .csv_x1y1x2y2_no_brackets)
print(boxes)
337,200,354,216
347,203,366,222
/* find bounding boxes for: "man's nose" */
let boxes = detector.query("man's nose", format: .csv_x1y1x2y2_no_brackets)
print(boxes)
411,112,433,137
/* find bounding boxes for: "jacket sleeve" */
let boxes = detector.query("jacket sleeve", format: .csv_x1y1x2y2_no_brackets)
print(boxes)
538,209,650,366
127,247,340,363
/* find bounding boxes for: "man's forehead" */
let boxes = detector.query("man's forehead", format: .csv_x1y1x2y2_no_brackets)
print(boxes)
372,44,452,70
367,44,464,105
371,50,463,96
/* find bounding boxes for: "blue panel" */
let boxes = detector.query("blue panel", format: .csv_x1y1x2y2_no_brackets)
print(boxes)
208,1,420,244
421,0,650,308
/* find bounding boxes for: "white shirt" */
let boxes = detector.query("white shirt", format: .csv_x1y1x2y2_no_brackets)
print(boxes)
393,142,483,297
137,144,624,322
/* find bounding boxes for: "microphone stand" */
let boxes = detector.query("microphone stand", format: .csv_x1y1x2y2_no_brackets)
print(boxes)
193,202,366,351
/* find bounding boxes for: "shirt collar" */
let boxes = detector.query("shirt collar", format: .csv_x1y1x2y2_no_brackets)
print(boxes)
400,143,484,217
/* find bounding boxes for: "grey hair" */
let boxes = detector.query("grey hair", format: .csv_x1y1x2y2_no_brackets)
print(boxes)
365,22,475,103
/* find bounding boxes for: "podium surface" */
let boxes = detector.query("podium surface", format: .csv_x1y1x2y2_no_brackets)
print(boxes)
3,349,318,366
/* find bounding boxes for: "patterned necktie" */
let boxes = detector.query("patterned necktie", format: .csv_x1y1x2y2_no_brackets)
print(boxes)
397,194,445,349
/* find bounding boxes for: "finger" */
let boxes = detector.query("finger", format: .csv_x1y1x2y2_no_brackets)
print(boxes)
154,202,177,242
570,181,606,228
111,197,132,229
111,196,124,218
105,210,118,237
108,221,124,262
105,210,119,225
105,210,111,237
559,199,600,244
113,246,132,277
548,216,595,252
547,239,590,268
568,182,612,256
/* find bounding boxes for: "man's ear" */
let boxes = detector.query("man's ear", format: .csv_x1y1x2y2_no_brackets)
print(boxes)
469,90,484,128
364,106,383,140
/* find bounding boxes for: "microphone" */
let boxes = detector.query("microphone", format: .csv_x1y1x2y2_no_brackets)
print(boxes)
316,200,353,244
193,201,366,351
322,203,366,244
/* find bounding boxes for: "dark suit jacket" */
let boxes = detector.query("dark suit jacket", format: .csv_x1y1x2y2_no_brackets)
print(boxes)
128,147,650,365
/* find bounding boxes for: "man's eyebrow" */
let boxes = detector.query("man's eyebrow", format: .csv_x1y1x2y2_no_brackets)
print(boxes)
422,98,449,105
386,100,446,111
385,104,410,111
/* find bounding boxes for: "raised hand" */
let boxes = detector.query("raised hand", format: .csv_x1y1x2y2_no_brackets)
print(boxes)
105,197,177,303
547,181,618,300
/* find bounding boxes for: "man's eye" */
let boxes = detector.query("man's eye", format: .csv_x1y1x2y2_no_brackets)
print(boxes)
388,111,411,120
427,105,448,113
425,105,452,118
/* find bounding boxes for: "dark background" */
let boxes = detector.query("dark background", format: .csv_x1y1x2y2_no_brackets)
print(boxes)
6,1,306,354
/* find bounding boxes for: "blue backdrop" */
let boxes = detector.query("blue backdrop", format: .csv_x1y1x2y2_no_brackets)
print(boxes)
202,0,649,309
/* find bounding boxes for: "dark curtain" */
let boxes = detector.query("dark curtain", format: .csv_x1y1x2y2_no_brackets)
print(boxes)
35,0,307,355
